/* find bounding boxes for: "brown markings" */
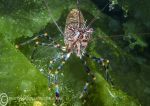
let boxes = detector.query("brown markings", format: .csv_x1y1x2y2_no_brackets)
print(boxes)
64,9,84,39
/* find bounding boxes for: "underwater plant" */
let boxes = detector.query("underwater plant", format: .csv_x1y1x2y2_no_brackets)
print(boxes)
0,0,150,106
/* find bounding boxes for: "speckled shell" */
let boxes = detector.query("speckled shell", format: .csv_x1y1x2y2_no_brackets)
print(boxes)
64,9,85,44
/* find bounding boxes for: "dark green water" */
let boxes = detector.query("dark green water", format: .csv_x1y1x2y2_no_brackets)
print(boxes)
0,0,150,106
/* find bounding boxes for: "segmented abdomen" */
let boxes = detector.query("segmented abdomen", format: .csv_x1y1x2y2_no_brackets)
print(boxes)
64,9,85,45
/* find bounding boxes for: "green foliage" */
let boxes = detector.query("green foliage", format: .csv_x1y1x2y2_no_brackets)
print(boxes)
0,0,150,106
0,38,48,105
0,0,67,41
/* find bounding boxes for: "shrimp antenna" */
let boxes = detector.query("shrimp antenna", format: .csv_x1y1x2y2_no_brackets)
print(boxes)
43,0,65,36
77,0,81,28
87,1,111,28
86,17,98,29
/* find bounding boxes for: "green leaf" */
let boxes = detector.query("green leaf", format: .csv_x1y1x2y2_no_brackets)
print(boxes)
0,38,48,105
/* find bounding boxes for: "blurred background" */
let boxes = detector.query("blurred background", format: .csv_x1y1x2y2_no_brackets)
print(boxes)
0,0,150,105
